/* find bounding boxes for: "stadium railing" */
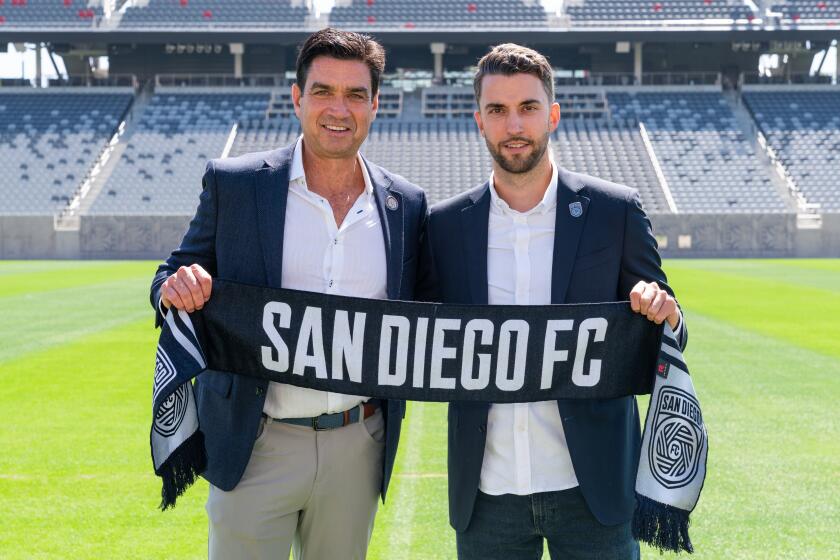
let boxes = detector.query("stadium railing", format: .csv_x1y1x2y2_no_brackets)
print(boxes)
154,74,290,88
741,72,835,86
46,74,140,89
554,72,721,86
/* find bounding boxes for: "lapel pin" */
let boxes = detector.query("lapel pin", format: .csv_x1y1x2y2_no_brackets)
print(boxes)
385,195,399,211
569,201,583,218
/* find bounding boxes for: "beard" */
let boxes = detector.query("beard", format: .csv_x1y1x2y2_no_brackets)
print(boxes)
484,131,550,174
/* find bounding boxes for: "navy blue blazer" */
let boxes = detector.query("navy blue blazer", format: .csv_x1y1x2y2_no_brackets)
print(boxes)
418,167,688,532
150,143,428,500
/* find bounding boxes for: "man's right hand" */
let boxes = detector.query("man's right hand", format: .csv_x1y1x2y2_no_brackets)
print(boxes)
161,264,212,313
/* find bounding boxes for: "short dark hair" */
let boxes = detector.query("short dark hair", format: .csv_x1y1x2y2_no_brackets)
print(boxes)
296,28,386,97
474,43,554,105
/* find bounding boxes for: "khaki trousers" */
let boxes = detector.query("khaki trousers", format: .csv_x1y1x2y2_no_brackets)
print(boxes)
206,408,385,560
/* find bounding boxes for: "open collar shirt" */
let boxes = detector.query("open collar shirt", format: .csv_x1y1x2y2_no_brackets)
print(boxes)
263,136,387,419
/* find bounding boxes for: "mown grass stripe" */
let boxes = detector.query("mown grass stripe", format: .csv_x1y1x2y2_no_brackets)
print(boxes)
0,279,155,364
0,261,155,299
666,265,840,359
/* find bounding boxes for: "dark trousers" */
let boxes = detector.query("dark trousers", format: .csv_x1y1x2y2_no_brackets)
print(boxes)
456,487,640,560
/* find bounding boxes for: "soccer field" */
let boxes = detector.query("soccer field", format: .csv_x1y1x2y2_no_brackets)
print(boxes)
0,259,837,559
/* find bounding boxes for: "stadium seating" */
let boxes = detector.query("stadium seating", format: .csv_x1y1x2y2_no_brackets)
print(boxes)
229,118,299,156
328,0,548,28
552,119,670,213
88,90,269,215
771,0,840,22
0,0,101,27
229,117,669,211
0,90,133,215
118,0,308,28
607,91,788,213
743,89,840,211
566,0,754,23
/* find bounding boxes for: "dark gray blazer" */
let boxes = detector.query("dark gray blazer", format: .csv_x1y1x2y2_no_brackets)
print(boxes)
418,166,688,532
150,143,428,499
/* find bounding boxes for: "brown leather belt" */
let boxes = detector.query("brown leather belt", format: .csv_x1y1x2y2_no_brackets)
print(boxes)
268,401,379,431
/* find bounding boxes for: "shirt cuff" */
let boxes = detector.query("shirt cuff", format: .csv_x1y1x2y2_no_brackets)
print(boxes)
671,310,683,338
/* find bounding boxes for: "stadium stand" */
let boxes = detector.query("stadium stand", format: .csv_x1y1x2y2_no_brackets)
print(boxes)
552,119,671,213
565,0,755,24
0,0,101,28
608,90,788,213
118,0,308,28
771,0,840,22
229,110,669,211
0,90,132,215
88,89,269,215
328,0,548,28
743,89,840,211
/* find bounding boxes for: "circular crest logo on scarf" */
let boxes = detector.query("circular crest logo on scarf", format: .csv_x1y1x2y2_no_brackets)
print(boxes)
649,386,705,489
154,384,189,437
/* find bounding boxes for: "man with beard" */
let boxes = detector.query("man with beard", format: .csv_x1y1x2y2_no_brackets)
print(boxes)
418,44,688,558
151,29,426,559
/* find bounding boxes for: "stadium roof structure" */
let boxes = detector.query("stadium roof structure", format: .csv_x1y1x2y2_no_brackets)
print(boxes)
1,0,840,44
1,26,839,46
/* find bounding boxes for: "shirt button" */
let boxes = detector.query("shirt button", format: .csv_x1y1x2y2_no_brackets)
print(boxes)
328,280,334,287
479,424,487,433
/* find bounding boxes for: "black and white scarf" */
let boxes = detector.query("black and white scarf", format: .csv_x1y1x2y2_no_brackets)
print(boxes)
151,280,707,553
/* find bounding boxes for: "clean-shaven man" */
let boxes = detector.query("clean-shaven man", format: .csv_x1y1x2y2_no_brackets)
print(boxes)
419,44,688,559
150,28,427,559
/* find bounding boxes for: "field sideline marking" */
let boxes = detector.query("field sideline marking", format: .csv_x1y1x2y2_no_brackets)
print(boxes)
386,401,426,553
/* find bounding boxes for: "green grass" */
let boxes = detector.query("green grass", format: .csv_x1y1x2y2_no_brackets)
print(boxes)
0,259,838,559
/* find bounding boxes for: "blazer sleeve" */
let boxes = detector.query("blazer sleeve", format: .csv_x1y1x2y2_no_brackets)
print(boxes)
619,190,688,350
149,159,220,328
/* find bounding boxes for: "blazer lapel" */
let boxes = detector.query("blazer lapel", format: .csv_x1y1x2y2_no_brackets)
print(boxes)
460,183,491,305
254,147,293,287
551,167,590,304
367,158,402,300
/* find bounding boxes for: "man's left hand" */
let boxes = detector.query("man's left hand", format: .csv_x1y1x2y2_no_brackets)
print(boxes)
629,280,680,329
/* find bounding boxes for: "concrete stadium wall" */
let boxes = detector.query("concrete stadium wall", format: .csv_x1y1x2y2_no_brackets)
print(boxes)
652,213,840,258
79,215,192,260
653,213,795,258
0,216,60,259
2,214,839,259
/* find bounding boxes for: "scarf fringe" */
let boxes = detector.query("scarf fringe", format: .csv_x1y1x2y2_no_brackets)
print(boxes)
156,430,207,510
632,494,694,554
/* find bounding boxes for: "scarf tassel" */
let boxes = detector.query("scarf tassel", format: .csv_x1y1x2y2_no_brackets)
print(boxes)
632,494,694,554
157,430,207,510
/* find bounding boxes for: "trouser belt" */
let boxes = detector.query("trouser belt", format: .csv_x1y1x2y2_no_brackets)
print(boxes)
266,401,379,431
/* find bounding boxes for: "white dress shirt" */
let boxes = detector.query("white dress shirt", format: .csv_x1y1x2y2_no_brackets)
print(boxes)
263,136,387,419
478,163,683,496
479,162,581,496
